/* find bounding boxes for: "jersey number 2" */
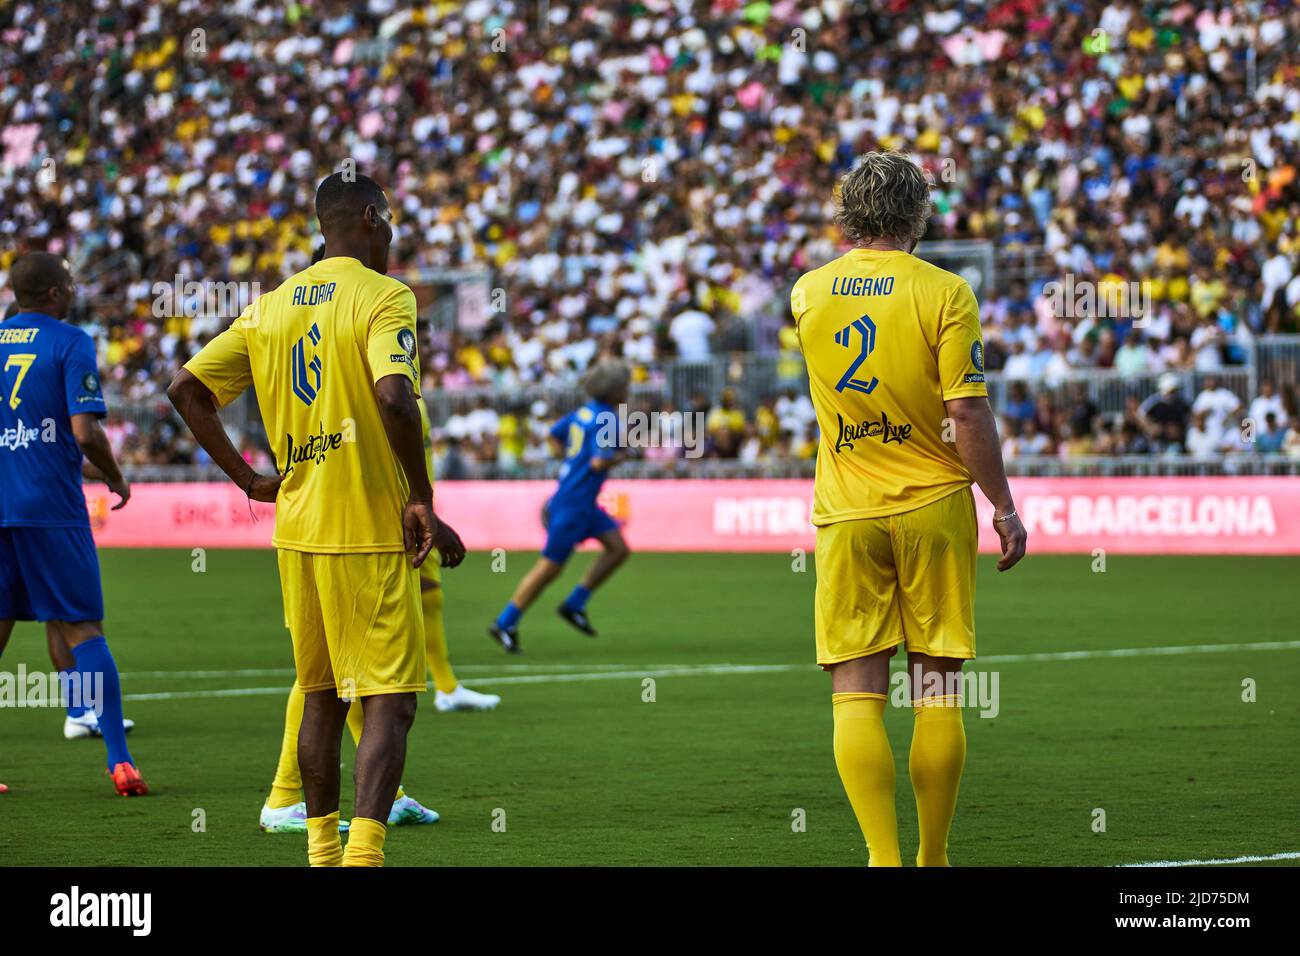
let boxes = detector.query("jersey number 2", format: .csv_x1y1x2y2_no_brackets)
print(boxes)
833,316,879,394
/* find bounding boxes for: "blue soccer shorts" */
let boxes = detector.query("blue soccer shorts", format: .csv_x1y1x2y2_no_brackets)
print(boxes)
541,501,619,564
0,526,105,623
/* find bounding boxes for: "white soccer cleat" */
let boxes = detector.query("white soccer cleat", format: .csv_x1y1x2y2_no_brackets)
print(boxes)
64,712,135,740
435,684,501,712
259,801,350,834
388,794,440,826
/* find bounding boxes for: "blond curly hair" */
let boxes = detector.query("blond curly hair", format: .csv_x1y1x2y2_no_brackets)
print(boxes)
834,151,933,246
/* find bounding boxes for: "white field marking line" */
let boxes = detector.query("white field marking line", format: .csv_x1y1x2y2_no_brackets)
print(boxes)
118,638,1300,703
117,639,1300,687
120,664,800,701
1121,851,1300,868
979,639,1300,664
118,662,647,680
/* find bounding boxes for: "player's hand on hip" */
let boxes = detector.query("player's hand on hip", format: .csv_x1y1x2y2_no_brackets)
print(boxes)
993,509,1027,572
247,473,284,503
404,497,436,568
431,516,466,568
107,476,131,510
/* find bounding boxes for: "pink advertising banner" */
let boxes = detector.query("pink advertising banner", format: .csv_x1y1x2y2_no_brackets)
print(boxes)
85,477,1300,555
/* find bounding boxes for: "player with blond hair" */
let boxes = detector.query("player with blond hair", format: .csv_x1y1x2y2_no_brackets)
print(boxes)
792,151,1026,866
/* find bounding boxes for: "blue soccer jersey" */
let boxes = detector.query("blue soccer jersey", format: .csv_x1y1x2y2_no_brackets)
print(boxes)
0,311,106,528
548,399,618,512
540,399,620,564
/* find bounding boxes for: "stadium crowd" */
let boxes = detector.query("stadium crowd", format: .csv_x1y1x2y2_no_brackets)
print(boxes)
2,0,1300,469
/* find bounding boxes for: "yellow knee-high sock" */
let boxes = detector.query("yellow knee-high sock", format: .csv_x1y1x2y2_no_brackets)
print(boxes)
342,817,387,867
832,693,901,867
306,812,343,867
267,681,306,809
346,699,404,802
909,694,966,867
423,585,458,694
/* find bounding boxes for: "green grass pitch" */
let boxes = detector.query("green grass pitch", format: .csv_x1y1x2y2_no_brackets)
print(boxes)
1,549,1296,867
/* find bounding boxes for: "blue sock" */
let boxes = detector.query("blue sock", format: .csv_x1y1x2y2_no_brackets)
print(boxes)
71,637,133,770
563,585,592,611
496,603,522,630
61,667,87,719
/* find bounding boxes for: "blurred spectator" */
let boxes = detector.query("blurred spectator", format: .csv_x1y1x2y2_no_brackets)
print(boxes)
706,389,746,459
1138,374,1192,446
1257,413,1287,454
1186,409,1223,457
1192,375,1244,438
669,304,716,363
1248,379,1288,430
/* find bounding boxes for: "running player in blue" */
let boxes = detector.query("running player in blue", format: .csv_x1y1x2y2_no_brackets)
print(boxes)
489,361,632,653
0,253,146,796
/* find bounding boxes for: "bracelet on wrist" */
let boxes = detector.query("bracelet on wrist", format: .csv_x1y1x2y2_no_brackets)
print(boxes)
993,510,1018,523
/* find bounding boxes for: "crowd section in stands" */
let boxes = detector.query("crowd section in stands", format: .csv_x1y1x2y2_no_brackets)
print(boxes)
2,0,1300,470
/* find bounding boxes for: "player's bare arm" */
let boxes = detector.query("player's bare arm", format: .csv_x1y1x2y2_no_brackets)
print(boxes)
70,411,130,510
374,373,464,570
945,395,1027,571
167,368,283,503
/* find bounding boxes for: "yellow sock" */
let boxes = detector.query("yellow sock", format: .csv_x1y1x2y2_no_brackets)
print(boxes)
909,694,966,867
832,692,900,867
306,812,343,867
342,817,387,867
267,681,306,809
423,585,458,694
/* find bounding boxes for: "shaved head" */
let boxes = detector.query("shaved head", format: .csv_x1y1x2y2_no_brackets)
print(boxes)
315,172,388,232
8,252,74,316
313,171,394,273
10,252,71,302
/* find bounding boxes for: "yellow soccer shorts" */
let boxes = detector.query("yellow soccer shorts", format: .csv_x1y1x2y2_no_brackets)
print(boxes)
277,549,425,698
419,555,441,589
814,486,978,666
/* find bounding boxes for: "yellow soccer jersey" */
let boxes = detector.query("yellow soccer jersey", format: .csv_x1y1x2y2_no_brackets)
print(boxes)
185,256,421,553
792,248,987,525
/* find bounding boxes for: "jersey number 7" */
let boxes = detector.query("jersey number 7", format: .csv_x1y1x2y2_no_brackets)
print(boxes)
833,316,879,395
2,353,36,409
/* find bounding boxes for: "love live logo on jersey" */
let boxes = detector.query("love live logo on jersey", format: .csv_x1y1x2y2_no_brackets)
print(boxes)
291,323,322,406
833,315,879,395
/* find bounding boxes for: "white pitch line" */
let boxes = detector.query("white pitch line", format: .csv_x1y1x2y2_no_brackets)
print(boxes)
981,639,1300,664
118,662,643,680
118,636,1300,703
1121,851,1300,868
116,639,1300,688
121,667,295,680
121,664,802,702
